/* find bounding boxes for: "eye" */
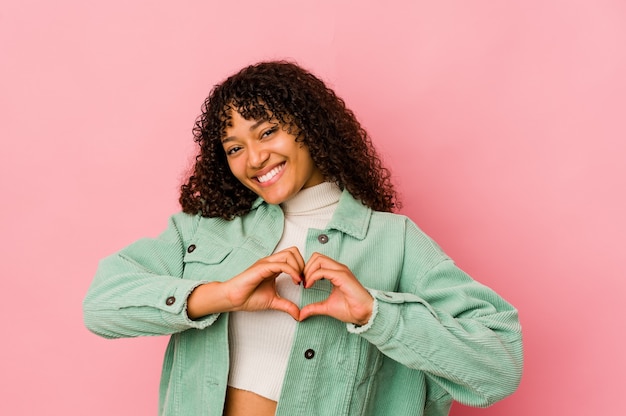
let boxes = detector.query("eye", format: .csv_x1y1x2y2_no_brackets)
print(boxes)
226,146,242,156
261,126,278,139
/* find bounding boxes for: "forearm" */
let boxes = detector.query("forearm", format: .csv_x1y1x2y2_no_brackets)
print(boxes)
186,281,234,319
359,291,522,406
83,227,221,338
83,272,219,338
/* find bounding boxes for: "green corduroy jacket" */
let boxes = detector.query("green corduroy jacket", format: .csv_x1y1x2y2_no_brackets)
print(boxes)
83,190,523,415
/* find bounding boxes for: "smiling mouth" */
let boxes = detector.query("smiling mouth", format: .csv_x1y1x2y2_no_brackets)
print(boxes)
255,163,285,184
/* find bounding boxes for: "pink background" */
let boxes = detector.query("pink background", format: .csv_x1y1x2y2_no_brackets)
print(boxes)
2,1,625,414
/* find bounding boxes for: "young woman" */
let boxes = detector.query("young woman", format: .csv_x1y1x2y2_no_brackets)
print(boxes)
83,61,523,416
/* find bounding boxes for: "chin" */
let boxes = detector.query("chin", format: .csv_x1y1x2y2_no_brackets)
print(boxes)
262,196,286,205
262,191,296,205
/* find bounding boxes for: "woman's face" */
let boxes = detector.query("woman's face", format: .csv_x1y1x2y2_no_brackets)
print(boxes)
222,110,324,205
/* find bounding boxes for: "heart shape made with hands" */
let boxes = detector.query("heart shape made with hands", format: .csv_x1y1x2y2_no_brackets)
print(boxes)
249,251,374,325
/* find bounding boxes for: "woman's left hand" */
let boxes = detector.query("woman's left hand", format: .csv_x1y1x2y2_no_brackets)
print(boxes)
299,252,373,325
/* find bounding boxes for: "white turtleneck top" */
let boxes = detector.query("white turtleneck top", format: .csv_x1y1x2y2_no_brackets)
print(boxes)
227,181,342,401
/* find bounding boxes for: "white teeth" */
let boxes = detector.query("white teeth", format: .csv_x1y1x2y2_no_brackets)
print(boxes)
257,164,284,183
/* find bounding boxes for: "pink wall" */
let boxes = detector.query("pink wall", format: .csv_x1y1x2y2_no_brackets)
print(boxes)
2,1,624,414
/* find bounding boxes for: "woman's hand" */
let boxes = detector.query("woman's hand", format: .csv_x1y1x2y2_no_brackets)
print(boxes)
187,247,304,321
299,252,373,325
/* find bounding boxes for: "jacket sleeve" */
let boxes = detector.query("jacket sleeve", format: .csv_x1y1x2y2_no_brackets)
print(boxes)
355,219,523,408
82,213,220,339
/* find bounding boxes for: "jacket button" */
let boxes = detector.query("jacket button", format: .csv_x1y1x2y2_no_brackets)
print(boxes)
165,296,176,306
317,234,329,244
304,349,315,359
187,244,196,253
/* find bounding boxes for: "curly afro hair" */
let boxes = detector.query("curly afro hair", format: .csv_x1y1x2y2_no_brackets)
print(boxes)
180,61,399,219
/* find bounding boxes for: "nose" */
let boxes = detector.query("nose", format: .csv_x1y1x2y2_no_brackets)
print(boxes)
247,143,269,169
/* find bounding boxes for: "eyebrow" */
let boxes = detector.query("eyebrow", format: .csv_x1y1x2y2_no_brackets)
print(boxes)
221,119,267,144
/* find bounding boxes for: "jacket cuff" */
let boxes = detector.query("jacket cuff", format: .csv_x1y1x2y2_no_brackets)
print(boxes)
159,280,220,330
346,288,379,334
350,289,421,343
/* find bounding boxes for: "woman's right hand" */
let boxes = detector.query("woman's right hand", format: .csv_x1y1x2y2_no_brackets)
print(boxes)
186,247,304,321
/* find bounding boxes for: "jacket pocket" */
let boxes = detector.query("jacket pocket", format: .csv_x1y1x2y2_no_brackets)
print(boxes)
182,243,233,281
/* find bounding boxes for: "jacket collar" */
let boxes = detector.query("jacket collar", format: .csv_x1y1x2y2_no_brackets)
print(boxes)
326,189,371,240
251,189,371,240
